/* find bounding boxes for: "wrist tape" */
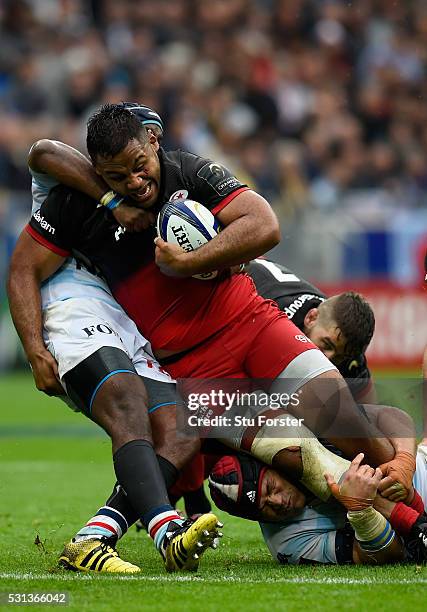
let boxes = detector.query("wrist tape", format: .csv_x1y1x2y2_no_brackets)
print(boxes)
100,191,124,211
348,506,395,552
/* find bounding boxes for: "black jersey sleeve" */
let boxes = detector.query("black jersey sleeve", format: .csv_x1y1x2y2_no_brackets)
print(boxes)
179,151,248,214
27,184,94,256
338,354,372,400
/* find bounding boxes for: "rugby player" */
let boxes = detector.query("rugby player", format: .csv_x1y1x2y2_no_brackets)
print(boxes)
10,104,414,532
209,407,427,565
246,259,376,403
74,400,419,564
170,260,377,516
7,104,221,574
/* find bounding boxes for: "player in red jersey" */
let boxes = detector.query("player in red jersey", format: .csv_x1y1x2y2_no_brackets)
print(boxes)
7,104,223,574
14,106,397,461
13,105,410,471
170,259,378,517
8,105,415,553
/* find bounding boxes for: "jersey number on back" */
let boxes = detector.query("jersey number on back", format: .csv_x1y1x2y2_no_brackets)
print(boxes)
253,259,300,283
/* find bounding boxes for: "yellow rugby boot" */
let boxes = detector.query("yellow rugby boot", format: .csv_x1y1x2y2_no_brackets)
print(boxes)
164,513,223,573
59,538,140,573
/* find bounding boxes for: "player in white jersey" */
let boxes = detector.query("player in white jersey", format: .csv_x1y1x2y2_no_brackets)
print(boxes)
8,104,221,574
260,444,427,565
11,103,414,573
209,406,427,565
27,103,169,400
30,164,170,410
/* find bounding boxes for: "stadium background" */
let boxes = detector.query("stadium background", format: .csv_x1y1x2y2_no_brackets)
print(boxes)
0,2,426,610
0,0,427,370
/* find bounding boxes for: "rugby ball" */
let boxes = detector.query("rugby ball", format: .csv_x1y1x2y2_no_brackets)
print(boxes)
157,199,221,280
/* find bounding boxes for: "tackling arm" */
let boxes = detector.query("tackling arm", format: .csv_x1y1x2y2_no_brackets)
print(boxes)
28,140,152,231
363,404,417,501
155,190,280,276
326,454,404,564
263,453,404,565
7,231,66,395
29,140,107,201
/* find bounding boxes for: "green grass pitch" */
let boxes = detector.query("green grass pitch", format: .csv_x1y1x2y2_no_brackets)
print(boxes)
0,371,426,612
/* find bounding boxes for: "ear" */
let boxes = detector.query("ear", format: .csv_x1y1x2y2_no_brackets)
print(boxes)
303,308,319,330
149,131,159,151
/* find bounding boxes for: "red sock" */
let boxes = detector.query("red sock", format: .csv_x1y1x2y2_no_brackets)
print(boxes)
408,490,424,515
390,503,420,536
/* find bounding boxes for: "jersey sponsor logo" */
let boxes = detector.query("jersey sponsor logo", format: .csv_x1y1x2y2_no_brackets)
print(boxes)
294,334,309,343
246,490,256,503
115,226,126,241
33,209,55,234
208,163,225,177
169,189,189,201
197,162,240,196
82,322,123,345
284,294,324,319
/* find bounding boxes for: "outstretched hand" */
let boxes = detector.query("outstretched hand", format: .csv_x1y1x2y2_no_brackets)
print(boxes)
325,452,383,510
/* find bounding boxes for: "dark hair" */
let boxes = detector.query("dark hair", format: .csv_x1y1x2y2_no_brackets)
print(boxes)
86,103,148,161
324,292,375,356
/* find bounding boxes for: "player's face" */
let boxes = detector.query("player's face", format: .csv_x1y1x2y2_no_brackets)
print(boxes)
94,135,161,209
258,468,306,522
306,322,349,364
304,310,348,364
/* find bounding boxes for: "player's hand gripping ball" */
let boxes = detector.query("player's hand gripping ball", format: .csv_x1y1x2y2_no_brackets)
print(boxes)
156,199,221,280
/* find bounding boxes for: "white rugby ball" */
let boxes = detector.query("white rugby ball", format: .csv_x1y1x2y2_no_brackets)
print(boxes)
157,199,221,280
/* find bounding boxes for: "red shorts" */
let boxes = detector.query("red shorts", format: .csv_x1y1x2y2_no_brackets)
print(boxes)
166,294,318,381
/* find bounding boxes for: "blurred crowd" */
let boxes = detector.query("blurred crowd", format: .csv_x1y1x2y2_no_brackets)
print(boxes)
1,0,427,217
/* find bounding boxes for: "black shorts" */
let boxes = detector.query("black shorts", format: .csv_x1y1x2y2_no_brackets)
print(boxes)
63,346,177,417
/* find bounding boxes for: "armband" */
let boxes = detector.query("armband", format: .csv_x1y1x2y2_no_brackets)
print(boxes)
100,191,124,211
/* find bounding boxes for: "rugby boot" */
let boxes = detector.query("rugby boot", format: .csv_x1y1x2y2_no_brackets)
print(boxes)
163,513,223,572
59,537,140,573
405,513,427,564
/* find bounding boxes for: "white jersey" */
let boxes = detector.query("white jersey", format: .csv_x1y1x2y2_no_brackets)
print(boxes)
31,169,116,309
260,498,346,565
261,446,427,565
413,444,427,507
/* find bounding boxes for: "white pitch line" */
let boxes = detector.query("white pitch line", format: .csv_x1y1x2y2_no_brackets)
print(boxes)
1,573,426,585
